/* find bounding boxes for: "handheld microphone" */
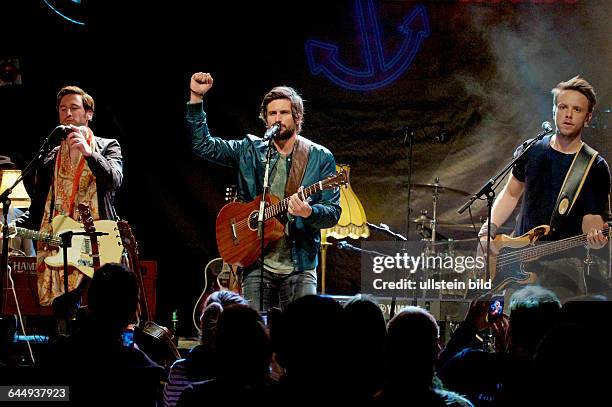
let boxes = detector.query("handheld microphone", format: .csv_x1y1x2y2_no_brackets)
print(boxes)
262,122,281,141
52,125,73,140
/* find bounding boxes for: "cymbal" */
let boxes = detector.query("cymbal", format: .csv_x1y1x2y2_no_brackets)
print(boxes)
411,183,470,196
427,222,513,234
413,218,478,231
412,214,434,223
436,223,479,231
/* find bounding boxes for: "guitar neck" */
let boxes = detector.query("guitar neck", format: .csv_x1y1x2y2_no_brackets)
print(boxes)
520,227,610,263
264,182,323,220
117,220,149,321
15,227,61,246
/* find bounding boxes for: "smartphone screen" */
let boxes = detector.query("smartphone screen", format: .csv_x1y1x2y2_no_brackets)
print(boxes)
122,329,134,347
487,295,504,323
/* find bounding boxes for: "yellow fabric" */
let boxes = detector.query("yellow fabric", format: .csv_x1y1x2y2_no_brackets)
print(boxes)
37,127,99,306
322,164,369,240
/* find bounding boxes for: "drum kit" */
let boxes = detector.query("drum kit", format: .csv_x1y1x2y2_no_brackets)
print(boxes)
411,178,476,246
410,178,478,298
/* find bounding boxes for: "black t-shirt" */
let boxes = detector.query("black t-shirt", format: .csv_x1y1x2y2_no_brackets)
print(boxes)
512,135,610,240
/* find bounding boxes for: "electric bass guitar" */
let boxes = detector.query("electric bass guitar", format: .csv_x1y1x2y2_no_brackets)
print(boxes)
215,170,348,267
485,224,609,293
3,215,123,278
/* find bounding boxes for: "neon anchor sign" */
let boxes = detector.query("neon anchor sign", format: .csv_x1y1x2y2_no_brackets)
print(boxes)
306,1,430,91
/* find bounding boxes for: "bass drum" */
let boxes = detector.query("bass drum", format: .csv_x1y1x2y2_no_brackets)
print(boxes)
420,237,481,300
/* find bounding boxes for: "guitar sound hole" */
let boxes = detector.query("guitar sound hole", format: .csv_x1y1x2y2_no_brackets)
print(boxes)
248,212,259,230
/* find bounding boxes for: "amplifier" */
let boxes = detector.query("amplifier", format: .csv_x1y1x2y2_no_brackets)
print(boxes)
1,257,157,319
327,295,469,321
326,294,469,344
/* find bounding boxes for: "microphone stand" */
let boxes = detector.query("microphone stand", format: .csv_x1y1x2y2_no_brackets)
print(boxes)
367,223,407,319
367,222,407,242
457,126,553,282
1,126,60,314
403,128,415,240
336,240,392,258
57,230,108,335
257,138,275,313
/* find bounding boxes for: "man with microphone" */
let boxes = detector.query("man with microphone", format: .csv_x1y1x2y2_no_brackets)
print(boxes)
15,85,122,319
478,75,610,300
186,72,340,312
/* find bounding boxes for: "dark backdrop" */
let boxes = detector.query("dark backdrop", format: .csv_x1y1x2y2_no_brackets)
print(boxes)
2,0,610,335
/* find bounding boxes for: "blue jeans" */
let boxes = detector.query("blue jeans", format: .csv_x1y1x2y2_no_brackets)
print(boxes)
241,268,317,312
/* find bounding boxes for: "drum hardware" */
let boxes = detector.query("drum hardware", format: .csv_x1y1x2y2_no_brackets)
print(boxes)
410,177,484,301
411,177,471,247
410,182,470,197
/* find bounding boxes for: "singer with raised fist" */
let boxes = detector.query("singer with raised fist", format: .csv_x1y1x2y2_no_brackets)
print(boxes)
478,75,610,300
15,85,123,315
186,72,341,312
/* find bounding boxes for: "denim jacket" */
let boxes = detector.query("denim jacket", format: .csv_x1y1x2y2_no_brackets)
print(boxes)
186,102,341,271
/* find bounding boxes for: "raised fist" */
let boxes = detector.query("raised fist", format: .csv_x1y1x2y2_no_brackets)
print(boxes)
190,72,214,98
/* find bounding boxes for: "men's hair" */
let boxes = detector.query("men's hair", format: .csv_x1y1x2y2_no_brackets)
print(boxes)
259,86,304,134
551,75,597,113
508,285,561,356
214,304,271,379
385,306,440,386
200,290,248,337
87,263,138,331
387,306,439,354
0,155,17,169
56,85,95,112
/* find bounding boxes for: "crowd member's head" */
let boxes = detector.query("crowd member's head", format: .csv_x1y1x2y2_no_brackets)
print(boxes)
87,263,138,335
273,295,344,378
385,306,441,388
199,290,247,342
214,304,271,382
507,285,561,358
0,155,17,169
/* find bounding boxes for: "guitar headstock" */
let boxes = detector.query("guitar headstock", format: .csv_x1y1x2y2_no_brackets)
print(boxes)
321,169,349,190
77,202,96,233
225,185,238,203
117,220,139,255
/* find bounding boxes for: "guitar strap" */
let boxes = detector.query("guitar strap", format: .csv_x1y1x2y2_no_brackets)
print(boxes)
549,142,599,234
284,135,312,198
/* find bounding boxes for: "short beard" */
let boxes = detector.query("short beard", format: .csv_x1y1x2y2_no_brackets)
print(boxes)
274,128,293,141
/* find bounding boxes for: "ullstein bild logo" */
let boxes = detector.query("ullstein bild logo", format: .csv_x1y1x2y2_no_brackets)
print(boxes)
360,241,492,300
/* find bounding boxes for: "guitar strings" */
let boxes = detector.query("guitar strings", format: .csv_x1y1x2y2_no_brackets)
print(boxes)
495,227,610,267
230,184,322,233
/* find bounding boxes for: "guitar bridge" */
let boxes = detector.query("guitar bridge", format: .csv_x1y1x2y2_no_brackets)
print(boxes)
230,218,239,246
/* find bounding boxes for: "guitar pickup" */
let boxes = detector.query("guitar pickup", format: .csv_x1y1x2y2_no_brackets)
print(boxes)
230,218,239,246
77,259,94,267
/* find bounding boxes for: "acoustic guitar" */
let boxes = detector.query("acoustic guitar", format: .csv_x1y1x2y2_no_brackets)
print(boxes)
192,185,241,334
117,220,181,368
215,170,348,267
